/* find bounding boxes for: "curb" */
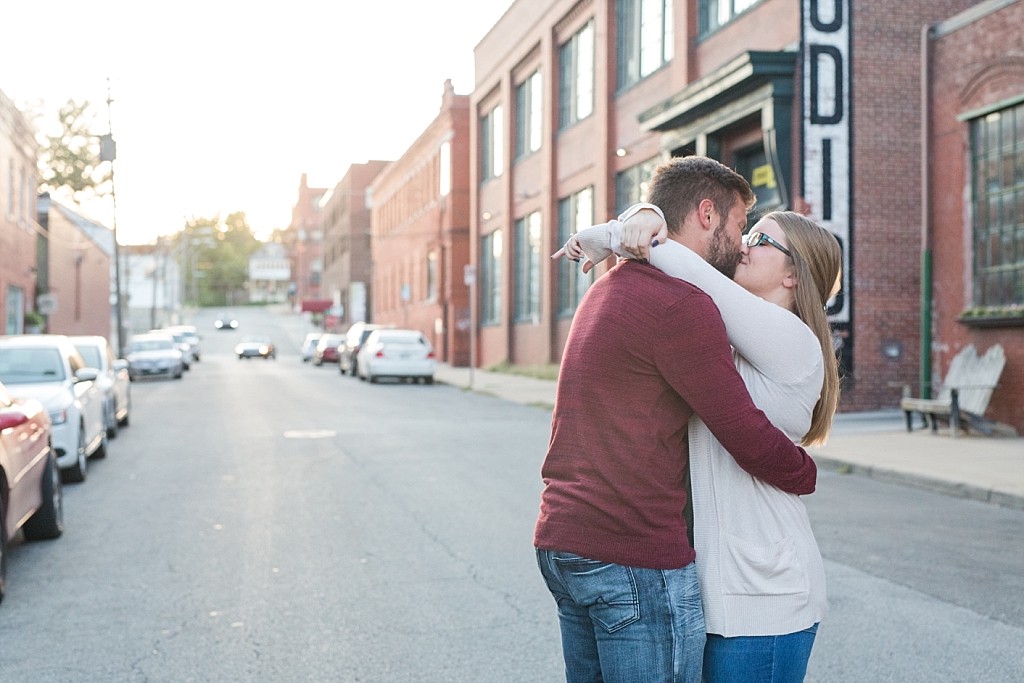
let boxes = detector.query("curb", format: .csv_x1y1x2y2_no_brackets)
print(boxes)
815,456,1024,512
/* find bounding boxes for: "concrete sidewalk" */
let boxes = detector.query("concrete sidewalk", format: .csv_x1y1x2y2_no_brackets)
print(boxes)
434,363,1024,511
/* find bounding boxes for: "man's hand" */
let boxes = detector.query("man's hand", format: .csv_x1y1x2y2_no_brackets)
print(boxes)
620,208,668,261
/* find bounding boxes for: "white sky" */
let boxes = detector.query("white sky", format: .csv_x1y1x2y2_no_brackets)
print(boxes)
0,0,512,244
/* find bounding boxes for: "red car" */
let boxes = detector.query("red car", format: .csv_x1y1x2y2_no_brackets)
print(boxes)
313,334,345,366
0,381,63,604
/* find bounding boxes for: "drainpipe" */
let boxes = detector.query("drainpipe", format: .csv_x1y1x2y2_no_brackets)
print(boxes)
920,23,934,399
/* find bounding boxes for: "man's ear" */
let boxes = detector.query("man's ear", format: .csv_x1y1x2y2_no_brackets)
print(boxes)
696,199,716,232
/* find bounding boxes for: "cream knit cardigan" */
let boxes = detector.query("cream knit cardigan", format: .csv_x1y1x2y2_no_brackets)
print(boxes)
575,204,827,637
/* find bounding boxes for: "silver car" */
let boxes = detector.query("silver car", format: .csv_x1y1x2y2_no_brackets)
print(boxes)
0,335,107,483
163,325,201,362
126,334,184,381
71,336,131,438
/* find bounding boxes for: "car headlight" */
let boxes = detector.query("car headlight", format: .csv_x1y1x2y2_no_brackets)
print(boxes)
49,409,68,425
259,346,269,354
215,321,223,328
230,321,238,328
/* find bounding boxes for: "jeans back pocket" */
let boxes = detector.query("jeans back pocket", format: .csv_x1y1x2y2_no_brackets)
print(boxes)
552,554,641,633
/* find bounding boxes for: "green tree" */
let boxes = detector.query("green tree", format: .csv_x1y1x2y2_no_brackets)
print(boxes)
38,99,110,201
176,212,263,306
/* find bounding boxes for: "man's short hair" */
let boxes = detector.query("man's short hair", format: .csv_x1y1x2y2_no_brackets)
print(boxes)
647,156,756,236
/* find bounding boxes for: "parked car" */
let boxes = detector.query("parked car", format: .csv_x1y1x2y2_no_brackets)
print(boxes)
339,323,391,376
70,335,131,438
313,334,345,366
154,330,194,369
356,329,436,384
163,326,201,361
0,335,107,483
126,334,184,381
235,336,276,359
0,381,62,604
214,315,238,330
301,333,323,363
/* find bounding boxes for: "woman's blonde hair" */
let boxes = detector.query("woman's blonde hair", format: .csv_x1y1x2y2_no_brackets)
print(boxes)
764,211,843,446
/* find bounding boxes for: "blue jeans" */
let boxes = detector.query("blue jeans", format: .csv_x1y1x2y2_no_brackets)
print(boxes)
536,549,706,683
703,624,818,683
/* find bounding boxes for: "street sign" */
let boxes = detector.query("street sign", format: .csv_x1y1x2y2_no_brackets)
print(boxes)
464,264,476,286
36,294,58,315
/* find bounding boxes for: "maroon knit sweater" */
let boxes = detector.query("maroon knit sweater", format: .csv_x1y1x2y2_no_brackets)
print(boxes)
534,261,817,570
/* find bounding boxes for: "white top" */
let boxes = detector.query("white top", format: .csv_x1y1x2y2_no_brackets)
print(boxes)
575,204,827,637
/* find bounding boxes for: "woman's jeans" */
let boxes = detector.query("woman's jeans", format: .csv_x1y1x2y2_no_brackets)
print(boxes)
536,549,706,683
703,624,818,683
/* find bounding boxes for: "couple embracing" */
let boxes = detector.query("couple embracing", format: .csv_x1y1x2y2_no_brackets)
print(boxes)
534,156,842,683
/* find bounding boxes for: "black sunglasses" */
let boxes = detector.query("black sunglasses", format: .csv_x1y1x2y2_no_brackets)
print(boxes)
743,230,792,258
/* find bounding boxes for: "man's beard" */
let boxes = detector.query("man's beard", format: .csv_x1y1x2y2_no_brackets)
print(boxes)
705,224,742,279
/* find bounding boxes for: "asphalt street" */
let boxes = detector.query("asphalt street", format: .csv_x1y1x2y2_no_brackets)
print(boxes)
0,307,1021,682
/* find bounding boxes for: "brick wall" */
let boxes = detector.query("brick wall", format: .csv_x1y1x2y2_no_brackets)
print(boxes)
843,0,982,411
0,89,38,334
43,206,111,338
929,0,1024,431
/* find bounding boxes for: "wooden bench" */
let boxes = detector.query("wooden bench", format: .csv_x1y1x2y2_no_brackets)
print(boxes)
901,344,1012,437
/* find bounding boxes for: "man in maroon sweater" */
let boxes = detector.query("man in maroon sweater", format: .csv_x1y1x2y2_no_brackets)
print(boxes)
534,157,818,683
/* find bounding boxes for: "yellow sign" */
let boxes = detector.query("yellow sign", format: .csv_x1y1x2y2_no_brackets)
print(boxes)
751,164,777,189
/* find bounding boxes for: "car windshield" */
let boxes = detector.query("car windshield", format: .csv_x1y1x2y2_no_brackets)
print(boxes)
358,329,377,344
377,332,425,345
0,347,67,384
74,344,104,370
320,335,343,346
242,336,270,343
130,339,174,352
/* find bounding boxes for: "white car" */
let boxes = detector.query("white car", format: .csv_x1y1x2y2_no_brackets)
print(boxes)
71,335,131,438
0,336,107,483
356,329,436,384
126,334,184,381
162,325,201,362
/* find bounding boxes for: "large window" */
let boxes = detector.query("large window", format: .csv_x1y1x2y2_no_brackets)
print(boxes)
558,187,595,316
615,157,660,213
481,230,503,325
618,0,674,90
514,212,543,322
427,251,437,301
970,102,1024,308
439,141,451,197
698,0,762,37
559,21,595,130
481,105,504,182
516,71,543,159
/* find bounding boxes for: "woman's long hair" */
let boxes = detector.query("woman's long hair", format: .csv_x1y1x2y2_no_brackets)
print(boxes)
764,211,843,446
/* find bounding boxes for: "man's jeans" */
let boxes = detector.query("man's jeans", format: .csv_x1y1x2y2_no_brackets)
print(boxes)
536,549,706,683
703,624,818,683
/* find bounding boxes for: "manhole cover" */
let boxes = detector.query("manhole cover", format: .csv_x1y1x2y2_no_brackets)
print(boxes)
283,429,337,439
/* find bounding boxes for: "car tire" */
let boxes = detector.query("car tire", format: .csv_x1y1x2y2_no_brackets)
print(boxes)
62,425,88,484
106,404,119,439
23,449,63,541
174,371,183,379
91,430,108,460
369,374,378,384
350,361,358,376
424,377,434,385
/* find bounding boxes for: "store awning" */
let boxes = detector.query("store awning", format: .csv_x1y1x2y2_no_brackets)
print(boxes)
300,299,333,313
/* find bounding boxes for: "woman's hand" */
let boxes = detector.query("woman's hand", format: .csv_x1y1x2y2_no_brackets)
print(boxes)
620,208,668,261
551,233,604,273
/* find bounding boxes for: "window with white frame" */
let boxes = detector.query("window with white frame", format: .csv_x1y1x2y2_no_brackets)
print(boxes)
516,71,543,159
481,230,503,325
618,0,674,90
970,102,1024,308
439,141,452,196
427,251,438,301
559,20,595,130
514,212,542,321
481,105,504,182
698,0,762,37
558,187,595,315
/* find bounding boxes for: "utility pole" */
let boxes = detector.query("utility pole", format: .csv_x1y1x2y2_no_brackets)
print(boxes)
105,78,126,358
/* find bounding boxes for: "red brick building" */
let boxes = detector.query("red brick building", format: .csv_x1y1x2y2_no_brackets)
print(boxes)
470,0,987,412
322,160,390,330
36,196,113,338
926,0,1024,431
371,81,472,365
0,88,38,335
285,174,329,306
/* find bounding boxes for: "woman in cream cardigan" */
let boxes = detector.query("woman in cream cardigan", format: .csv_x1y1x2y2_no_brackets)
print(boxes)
560,203,842,683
